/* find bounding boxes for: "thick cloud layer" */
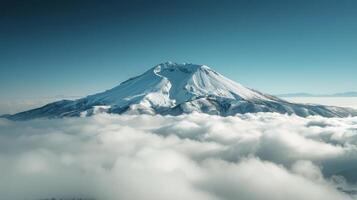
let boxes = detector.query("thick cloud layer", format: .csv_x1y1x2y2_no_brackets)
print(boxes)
1,113,357,200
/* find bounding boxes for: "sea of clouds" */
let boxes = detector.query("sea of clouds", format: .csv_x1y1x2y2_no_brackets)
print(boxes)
1,113,357,200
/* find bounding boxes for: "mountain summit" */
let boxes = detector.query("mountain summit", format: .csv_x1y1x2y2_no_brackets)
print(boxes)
6,62,357,120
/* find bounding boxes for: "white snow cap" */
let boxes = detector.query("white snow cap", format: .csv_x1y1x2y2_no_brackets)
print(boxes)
149,62,271,102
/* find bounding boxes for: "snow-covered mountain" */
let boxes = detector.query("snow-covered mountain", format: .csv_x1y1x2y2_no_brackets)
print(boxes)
6,62,357,120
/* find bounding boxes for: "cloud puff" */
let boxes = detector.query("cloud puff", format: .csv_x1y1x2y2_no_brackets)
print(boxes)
1,113,357,200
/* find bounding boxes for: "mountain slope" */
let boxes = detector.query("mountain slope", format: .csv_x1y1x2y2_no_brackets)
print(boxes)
6,62,357,120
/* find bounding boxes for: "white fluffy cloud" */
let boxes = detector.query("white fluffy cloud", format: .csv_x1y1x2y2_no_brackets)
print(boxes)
1,113,357,200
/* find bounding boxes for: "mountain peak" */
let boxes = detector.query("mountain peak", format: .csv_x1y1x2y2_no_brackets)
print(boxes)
152,62,212,74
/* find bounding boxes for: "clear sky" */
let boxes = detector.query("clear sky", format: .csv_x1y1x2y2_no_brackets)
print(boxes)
1,0,357,101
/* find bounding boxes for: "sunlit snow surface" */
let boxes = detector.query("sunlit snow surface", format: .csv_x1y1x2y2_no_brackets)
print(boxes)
2,113,357,200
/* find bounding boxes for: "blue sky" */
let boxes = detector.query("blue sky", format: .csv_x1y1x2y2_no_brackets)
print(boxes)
1,0,357,101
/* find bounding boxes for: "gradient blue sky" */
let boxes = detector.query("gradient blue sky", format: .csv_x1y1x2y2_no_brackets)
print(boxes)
1,0,357,101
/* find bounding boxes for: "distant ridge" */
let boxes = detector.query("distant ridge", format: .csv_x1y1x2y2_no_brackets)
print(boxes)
278,92,357,97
